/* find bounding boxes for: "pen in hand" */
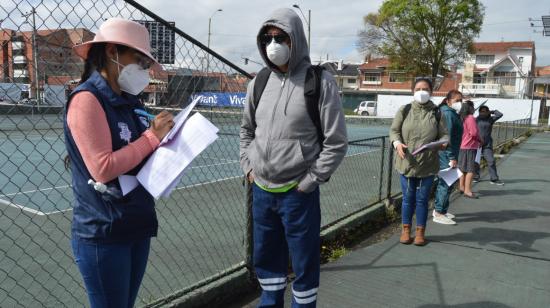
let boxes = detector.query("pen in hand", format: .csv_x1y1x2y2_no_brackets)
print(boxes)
134,109,156,120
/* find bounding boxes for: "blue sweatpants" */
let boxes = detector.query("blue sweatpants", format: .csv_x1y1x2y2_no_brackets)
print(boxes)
400,175,435,227
252,183,321,308
71,237,151,308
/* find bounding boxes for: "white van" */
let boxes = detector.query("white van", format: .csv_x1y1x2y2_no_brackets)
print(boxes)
354,101,377,116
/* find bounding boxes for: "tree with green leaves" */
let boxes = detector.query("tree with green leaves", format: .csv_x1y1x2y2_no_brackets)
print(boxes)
357,0,484,78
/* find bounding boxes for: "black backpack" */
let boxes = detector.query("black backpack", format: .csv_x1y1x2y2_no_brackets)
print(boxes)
252,65,325,146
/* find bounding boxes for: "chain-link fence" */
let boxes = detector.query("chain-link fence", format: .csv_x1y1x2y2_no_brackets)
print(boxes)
492,118,532,147
0,1,536,307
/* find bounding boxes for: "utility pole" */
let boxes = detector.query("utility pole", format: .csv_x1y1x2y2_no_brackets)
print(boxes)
22,7,40,110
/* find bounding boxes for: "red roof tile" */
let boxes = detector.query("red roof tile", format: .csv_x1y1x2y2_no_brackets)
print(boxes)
473,41,535,53
536,66,550,77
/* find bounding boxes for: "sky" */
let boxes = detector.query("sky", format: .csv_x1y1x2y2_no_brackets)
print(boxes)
139,0,550,73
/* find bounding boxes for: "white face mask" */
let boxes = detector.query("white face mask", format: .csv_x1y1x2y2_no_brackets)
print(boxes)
266,40,290,67
112,54,150,96
451,102,463,112
414,90,431,104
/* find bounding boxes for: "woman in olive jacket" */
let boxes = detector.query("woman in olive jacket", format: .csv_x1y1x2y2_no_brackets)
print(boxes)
390,78,449,246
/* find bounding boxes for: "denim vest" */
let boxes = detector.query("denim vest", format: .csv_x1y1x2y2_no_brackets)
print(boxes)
64,71,157,242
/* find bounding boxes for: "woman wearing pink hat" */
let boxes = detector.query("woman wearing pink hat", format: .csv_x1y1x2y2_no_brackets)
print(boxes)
64,18,173,308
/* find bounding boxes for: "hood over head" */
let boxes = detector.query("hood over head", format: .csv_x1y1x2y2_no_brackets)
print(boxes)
257,8,310,73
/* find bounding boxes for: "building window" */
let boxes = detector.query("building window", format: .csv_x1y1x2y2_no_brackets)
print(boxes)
347,78,357,84
363,73,381,83
389,72,407,82
494,71,516,86
476,55,495,65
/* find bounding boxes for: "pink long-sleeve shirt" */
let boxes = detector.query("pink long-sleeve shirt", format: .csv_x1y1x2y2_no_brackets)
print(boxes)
460,114,481,149
67,91,159,183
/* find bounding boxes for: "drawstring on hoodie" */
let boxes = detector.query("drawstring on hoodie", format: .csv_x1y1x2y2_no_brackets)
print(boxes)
282,70,297,116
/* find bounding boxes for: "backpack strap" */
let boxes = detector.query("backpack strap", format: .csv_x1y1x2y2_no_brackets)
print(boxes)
251,67,271,127
434,106,441,123
304,65,325,146
402,103,412,121
402,103,440,124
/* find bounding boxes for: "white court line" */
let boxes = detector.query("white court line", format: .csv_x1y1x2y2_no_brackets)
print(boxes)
0,197,46,216
201,155,240,163
1,184,71,197
43,208,73,215
345,148,379,157
174,175,243,191
190,160,239,169
0,149,377,214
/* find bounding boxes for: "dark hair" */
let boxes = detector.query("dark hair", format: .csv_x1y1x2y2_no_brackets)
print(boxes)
479,105,490,112
64,43,131,170
440,89,462,107
412,77,433,92
460,100,475,121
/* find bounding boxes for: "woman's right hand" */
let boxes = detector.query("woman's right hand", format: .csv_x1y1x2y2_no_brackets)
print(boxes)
149,111,174,141
396,143,408,159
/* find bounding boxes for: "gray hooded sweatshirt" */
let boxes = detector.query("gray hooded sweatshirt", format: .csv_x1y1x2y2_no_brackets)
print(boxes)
239,8,348,193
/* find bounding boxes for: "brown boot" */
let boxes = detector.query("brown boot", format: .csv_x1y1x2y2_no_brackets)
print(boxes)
414,226,426,246
400,224,413,244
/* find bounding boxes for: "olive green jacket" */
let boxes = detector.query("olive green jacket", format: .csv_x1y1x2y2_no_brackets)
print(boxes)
389,101,449,178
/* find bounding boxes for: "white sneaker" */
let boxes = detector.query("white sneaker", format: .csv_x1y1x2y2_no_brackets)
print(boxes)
433,210,455,219
433,214,457,225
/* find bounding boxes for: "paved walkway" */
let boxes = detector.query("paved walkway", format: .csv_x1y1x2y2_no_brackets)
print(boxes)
243,132,550,308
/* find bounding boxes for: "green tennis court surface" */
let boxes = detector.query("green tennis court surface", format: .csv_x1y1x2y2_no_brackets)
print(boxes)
0,112,389,215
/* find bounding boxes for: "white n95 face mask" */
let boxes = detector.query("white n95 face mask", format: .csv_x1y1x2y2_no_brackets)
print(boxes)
266,40,290,67
117,64,150,95
451,102,463,112
414,90,431,104
112,54,150,96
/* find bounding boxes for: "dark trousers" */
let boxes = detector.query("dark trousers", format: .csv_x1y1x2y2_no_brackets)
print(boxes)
474,147,499,181
71,237,151,308
252,183,321,308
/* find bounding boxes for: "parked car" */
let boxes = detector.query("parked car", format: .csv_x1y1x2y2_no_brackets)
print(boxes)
18,98,38,105
354,101,377,116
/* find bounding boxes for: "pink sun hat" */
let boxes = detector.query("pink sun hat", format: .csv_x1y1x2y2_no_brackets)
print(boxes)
73,18,162,71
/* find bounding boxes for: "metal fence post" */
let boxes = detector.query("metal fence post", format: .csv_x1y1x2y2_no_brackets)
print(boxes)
245,181,254,280
378,137,386,202
385,138,394,200
504,122,508,141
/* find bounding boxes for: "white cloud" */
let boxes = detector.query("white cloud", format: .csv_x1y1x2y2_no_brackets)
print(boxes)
138,0,550,72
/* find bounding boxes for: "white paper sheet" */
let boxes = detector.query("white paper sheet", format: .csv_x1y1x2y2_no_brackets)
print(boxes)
438,167,463,186
137,112,219,199
159,96,201,146
411,140,448,156
119,175,139,196
475,147,482,164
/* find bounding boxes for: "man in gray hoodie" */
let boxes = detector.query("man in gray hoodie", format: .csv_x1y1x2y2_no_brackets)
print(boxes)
240,8,347,308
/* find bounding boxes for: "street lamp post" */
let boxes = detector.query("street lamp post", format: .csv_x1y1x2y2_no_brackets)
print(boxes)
206,9,222,78
292,4,310,51
207,9,222,51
